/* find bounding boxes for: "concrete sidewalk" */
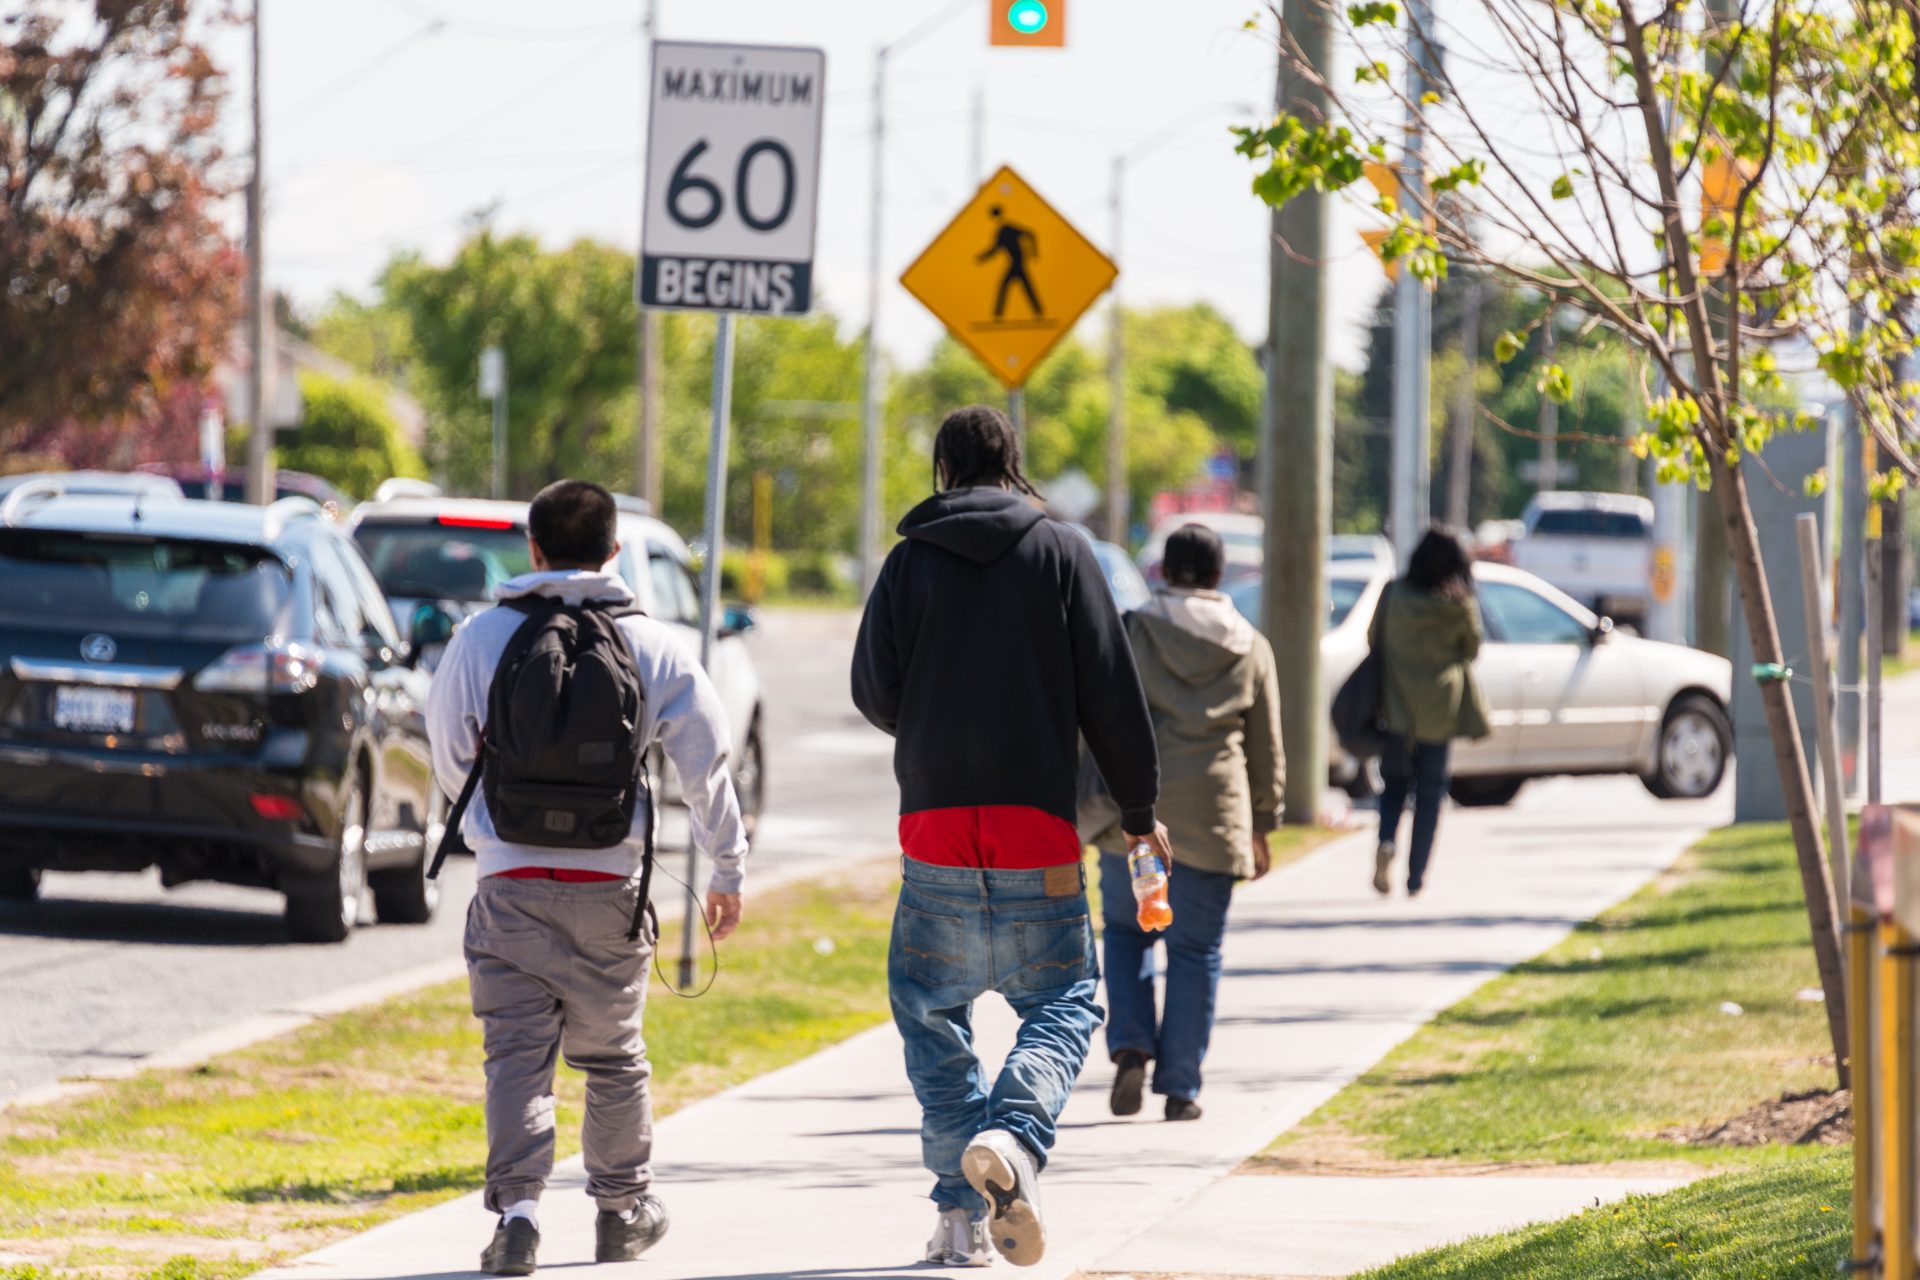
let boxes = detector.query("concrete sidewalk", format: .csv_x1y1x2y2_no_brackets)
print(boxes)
262,771,1723,1280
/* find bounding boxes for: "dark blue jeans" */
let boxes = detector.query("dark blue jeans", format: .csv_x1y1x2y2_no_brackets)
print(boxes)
1097,853,1236,1103
1378,736,1451,890
888,858,1104,1213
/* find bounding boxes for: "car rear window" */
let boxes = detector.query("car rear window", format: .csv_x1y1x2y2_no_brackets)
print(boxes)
1224,575,1369,632
354,520,532,604
0,530,290,638
1530,509,1648,538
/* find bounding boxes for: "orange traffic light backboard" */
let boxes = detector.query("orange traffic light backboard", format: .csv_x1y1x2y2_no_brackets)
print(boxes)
900,165,1116,390
991,0,1066,47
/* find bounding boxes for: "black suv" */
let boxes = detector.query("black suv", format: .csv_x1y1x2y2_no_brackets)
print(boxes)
0,483,456,942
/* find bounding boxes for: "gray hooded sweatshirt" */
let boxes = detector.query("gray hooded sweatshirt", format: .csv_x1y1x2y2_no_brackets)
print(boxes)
426,569,748,892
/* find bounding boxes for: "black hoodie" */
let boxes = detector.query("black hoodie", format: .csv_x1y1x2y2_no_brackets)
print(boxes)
851,487,1159,834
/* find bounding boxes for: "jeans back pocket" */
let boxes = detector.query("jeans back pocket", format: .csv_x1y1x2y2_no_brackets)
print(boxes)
1011,914,1091,993
894,902,970,989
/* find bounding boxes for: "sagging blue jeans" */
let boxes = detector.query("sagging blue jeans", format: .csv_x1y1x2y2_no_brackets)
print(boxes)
1378,735,1452,890
1098,853,1236,1102
889,858,1104,1213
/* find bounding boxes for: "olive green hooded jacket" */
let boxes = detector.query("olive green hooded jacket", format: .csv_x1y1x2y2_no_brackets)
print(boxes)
1095,588,1284,880
1369,582,1492,745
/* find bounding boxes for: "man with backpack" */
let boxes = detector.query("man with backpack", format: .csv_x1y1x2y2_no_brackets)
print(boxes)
427,479,747,1277
852,405,1165,1268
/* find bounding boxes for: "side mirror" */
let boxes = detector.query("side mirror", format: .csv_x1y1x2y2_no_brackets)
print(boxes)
1590,616,1615,645
720,603,758,639
405,602,459,667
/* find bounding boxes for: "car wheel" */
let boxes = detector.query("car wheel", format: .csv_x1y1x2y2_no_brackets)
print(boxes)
1449,776,1526,807
286,772,370,944
0,866,41,902
735,718,765,845
371,789,443,926
1643,693,1730,800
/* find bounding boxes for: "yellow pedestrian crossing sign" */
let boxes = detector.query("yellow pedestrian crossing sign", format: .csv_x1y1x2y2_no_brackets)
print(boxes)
900,165,1117,390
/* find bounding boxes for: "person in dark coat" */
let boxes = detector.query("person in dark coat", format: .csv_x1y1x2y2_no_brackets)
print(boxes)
851,404,1169,1268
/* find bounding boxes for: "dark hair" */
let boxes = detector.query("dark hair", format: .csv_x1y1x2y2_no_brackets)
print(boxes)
932,405,1040,498
1163,523,1226,589
528,479,617,568
1406,526,1474,599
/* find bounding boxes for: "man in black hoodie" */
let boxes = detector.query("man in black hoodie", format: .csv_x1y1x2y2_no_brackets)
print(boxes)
852,404,1164,1268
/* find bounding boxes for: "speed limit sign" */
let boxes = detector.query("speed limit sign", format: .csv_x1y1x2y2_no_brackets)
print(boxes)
640,41,826,315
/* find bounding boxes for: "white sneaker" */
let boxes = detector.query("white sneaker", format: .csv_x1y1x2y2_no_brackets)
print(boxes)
924,1206,993,1267
962,1129,1045,1266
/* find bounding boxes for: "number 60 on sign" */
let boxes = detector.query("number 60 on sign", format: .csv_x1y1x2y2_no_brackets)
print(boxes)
639,41,826,316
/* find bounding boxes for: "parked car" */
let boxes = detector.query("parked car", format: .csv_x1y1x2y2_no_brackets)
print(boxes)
347,496,767,841
0,471,183,502
1329,533,1395,569
138,464,354,515
1068,526,1151,613
0,488,451,941
1137,511,1264,585
1227,561,1732,804
1509,491,1654,625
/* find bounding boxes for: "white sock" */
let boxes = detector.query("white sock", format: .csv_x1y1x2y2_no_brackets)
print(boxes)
502,1199,539,1230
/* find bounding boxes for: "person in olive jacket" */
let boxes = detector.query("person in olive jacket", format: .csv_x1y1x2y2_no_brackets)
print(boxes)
1370,527,1491,898
1093,524,1283,1123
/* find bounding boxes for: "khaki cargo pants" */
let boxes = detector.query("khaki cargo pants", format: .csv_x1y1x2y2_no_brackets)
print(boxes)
464,875,655,1215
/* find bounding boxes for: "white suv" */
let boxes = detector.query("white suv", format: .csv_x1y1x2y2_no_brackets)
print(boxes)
347,496,766,841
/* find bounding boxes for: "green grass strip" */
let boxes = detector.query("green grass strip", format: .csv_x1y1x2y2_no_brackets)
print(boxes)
1267,822,1839,1168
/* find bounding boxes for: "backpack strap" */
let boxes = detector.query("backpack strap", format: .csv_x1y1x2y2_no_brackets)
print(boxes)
428,729,484,881
628,764,656,942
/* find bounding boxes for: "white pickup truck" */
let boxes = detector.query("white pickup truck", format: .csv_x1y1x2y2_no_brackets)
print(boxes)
1509,491,1654,626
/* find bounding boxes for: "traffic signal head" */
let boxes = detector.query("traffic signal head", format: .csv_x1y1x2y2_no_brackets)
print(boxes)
992,0,1066,47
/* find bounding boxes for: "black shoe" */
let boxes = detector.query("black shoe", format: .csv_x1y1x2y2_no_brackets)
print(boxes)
596,1195,670,1263
1165,1097,1204,1122
1110,1051,1148,1117
481,1217,540,1276
1407,880,1424,898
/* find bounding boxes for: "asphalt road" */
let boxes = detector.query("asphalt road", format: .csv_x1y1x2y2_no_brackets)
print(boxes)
0,608,896,1103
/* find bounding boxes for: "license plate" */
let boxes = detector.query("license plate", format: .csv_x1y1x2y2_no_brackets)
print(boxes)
53,686,135,734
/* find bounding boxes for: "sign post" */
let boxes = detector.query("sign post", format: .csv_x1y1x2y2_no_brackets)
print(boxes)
640,39,825,986
479,346,506,499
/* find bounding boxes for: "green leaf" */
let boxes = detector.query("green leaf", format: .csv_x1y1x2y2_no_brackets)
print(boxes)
1346,1,1399,25
1493,331,1524,363
1537,364,1574,404
1550,174,1575,200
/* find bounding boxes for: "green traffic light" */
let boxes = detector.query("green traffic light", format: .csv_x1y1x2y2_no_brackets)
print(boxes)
1007,0,1049,34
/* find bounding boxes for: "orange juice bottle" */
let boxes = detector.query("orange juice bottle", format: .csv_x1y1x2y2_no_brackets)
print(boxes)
1128,840,1174,932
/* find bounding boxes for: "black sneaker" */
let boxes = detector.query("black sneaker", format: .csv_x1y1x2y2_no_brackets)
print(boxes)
481,1217,539,1276
1165,1097,1204,1122
596,1195,670,1263
1109,1051,1148,1117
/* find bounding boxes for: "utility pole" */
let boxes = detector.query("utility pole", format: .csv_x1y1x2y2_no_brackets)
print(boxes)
970,82,986,187
1446,277,1480,529
1106,156,1127,543
1886,314,1913,661
1839,304,1869,796
859,0,976,598
635,0,663,511
1262,0,1332,826
243,0,273,507
1388,0,1437,562
1537,307,1558,493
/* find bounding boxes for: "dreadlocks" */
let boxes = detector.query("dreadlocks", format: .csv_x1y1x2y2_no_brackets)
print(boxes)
931,404,1042,499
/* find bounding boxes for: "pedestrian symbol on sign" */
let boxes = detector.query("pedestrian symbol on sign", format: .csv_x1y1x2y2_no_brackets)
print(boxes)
980,206,1043,320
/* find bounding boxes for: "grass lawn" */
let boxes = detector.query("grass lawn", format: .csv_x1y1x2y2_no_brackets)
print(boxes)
0,861,901,1280
1884,631,1920,679
1356,1150,1851,1279
1261,822,1839,1171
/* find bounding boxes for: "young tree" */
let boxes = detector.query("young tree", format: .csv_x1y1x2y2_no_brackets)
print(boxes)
1237,0,1920,1078
0,1,242,434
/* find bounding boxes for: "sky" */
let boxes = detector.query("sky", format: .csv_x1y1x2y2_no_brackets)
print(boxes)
221,0,1394,371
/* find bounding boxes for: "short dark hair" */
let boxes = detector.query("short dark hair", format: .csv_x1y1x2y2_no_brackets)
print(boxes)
932,404,1040,498
528,479,617,568
1406,525,1474,599
1163,523,1226,589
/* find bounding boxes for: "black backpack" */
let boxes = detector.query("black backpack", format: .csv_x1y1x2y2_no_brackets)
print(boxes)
430,596,656,940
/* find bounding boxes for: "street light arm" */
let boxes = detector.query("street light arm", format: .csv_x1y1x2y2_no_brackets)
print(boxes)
885,0,980,60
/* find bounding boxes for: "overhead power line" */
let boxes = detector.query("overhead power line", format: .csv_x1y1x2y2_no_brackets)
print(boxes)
381,0,637,41
279,18,447,119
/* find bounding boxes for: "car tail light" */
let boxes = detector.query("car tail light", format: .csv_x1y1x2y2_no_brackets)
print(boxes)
249,793,305,821
192,641,322,694
438,515,518,530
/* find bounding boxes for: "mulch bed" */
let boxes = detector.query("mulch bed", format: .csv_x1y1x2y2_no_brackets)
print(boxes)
1663,1088,1853,1147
